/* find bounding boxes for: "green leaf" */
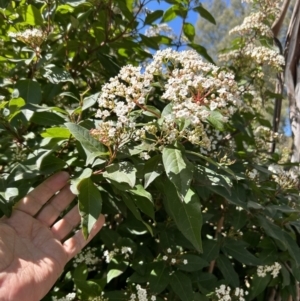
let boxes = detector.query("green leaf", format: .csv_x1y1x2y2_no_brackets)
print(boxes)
37,153,66,174
121,193,153,235
41,127,70,138
129,184,155,220
145,10,164,24
149,262,169,294
82,93,99,111
257,215,285,244
144,155,163,188
140,34,159,50
188,44,214,64
107,256,129,283
65,123,107,154
283,231,300,267
216,254,240,287
18,4,44,26
162,146,193,198
202,240,220,262
178,254,209,272
43,65,74,84
170,271,194,301
193,5,216,25
78,178,103,239
223,239,262,266
104,162,136,188
31,111,65,125
16,80,42,105
183,23,195,42
207,111,225,131
161,6,178,22
248,274,271,300
162,179,203,252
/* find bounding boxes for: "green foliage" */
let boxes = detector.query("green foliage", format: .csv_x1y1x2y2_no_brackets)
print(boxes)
0,0,300,301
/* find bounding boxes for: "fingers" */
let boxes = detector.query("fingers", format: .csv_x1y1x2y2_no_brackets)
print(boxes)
15,171,70,216
51,206,81,241
35,185,76,227
63,214,105,261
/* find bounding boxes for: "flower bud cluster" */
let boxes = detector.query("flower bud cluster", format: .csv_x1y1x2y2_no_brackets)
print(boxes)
8,28,45,48
103,246,133,263
94,48,240,154
257,262,281,278
268,164,299,189
128,284,156,301
73,246,101,271
229,12,272,37
215,285,248,301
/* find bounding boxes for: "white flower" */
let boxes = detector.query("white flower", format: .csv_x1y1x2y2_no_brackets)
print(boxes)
183,259,188,265
167,248,172,253
257,262,281,278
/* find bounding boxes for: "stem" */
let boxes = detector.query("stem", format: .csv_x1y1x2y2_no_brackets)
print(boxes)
208,214,224,273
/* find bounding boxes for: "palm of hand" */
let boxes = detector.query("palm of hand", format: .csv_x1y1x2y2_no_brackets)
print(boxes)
0,172,104,301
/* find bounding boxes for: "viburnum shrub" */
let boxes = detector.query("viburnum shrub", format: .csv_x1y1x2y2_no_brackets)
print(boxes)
1,0,300,300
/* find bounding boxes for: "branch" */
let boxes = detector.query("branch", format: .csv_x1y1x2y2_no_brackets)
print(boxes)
271,0,291,37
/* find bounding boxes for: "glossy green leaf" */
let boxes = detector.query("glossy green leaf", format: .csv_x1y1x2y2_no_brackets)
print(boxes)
178,254,209,272
216,254,240,287
248,274,271,300
103,162,136,188
65,123,107,154
18,4,44,26
31,111,65,125
140,34,159,50
163,179,203,252
202,240,220,262
149,262,169,294
78,177,103,239
130,184,154,220
193,5,216,25
41,127,70,138
183,22,195,42
82,93,99,111
162,146,193,198
188,43,214,64
144,155,163,188
170,271,194,301
16,80,42,105
223,239,262,266
107,256,129,283
145,10,164,24
161,6,178,22
207,110,225,131
43,66,74,84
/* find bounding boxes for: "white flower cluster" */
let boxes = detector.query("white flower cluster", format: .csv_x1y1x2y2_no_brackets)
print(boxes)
94,49,240,152
129,284,156,301
247,168,259,180
268,164,299,189
219,44,284,71
52,293,76,301
244,44,285,70
257,262,281,278
220,0,284,72
73,246,101,271
145,23,177,41
215,285,248,301
8,28,45,47
229,12,272,37
103,246,133,263
162,248,188,265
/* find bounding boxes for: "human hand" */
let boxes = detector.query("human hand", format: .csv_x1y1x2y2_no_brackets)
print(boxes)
0,172,104,301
